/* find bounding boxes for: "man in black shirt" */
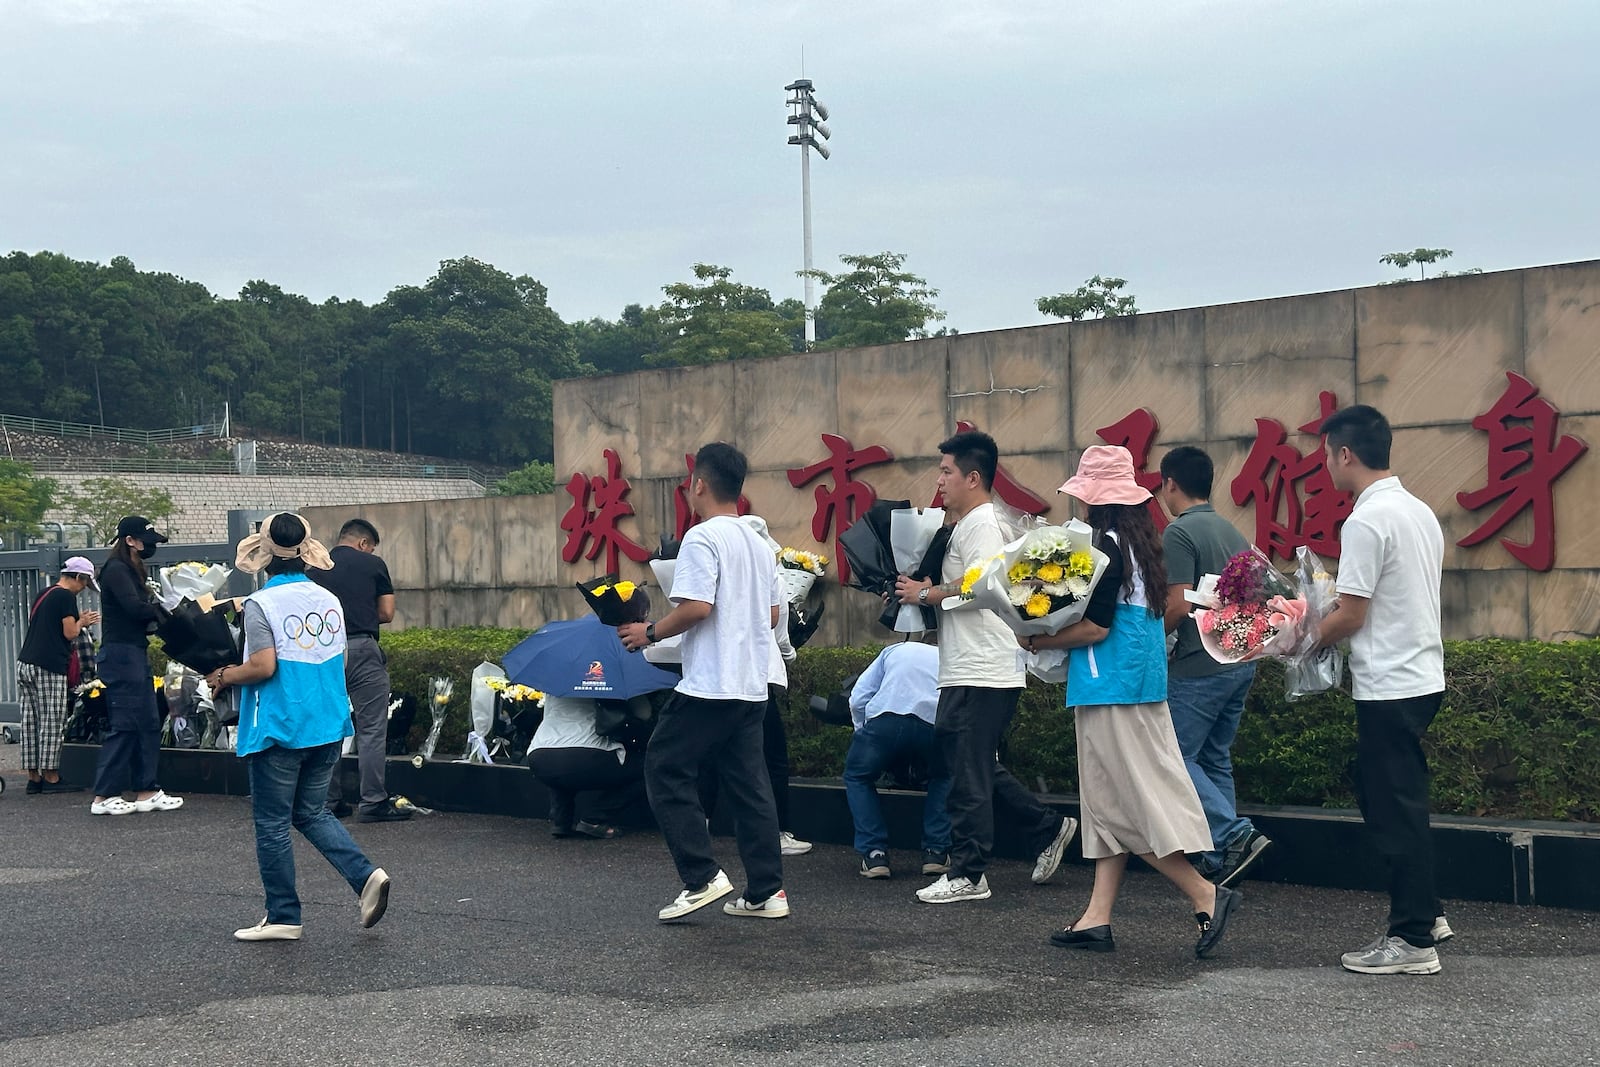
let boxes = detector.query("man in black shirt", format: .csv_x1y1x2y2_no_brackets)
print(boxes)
18,557,100,793
310,519,409,822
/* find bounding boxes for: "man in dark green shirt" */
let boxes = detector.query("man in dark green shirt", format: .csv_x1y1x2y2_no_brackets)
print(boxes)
1158,447,1271,886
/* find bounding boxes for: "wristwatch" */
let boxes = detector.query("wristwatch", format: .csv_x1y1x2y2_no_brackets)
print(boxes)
917,585,930,605
645,622,657,644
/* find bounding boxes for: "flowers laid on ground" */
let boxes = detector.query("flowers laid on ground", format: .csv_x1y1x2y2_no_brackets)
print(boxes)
1193,547,1305,663
951,520,1109,637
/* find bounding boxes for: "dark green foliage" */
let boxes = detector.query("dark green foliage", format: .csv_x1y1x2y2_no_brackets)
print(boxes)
375,630,1600,820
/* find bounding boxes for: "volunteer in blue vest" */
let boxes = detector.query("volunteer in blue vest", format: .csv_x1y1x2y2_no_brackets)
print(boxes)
1028,446,1240,958
208,512,391,943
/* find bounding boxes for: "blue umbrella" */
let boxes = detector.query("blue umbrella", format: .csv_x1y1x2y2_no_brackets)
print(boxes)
502,615,680,700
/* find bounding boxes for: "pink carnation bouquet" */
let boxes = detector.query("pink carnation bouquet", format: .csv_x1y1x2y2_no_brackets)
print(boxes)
1192,547,1306,664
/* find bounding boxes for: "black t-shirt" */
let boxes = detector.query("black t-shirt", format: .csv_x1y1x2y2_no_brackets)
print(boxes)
309,545,395,637
1082,532,1126,630
19,586,79,674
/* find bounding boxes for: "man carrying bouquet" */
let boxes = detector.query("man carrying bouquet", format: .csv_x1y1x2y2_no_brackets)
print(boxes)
1157,446,1272,887
895,430,1077,905
1316,404,1449,976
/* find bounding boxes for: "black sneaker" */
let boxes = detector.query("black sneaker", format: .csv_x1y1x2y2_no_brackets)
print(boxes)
358,800,414,823
25,779,43,795
39,779,86,794
860,851,891,878
1215,830,1272,888
920,850,951,876
326,801,354,818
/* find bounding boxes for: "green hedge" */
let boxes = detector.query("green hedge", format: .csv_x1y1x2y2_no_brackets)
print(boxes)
378,630,1600,822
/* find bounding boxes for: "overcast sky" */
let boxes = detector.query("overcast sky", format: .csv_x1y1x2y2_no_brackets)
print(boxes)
3,0,1596,334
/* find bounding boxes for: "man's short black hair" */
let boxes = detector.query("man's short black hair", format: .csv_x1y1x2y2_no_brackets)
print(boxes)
1159,445,1214,500
339,518,381,546
937,429,998,491
693,442,748,503
1321,404,1392,471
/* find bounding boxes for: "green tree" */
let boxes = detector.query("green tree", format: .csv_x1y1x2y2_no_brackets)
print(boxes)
490,459,556,496
1379,248,1454,281
1036,275,1139,320
646,264,792,367
802,251,945,349
56,477,178,544
572,303,670,376
0,460,56,546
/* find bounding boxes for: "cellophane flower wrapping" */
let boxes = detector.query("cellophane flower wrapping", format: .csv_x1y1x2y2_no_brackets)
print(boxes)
158,561,233,611
419,676,452,761
1194,546,1307,664
955,520,1111,637
889,508,944,632
643,558,684,665
1284,546,1345,700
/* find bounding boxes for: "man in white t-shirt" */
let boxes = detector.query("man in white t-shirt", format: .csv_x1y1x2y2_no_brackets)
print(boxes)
894,430,1077,905
618,443,787,923
1316,404,1449,976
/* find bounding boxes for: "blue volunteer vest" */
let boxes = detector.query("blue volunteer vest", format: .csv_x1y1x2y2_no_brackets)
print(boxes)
235,573,352,756
1066,607,1169,708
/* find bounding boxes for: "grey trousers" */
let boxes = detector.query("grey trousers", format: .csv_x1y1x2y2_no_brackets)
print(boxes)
327,636,391,812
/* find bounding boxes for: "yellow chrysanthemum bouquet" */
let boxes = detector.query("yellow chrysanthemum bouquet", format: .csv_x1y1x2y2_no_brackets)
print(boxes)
576,573,647,626
950,520,1110,637
776,546,829,605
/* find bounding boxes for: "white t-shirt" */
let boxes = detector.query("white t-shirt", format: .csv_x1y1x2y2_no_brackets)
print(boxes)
937,501,1025,690
671,514,779,702
530,697,624,763
1336,477,1446,701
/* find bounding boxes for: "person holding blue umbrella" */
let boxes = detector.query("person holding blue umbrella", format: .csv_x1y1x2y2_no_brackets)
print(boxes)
617,442,788,923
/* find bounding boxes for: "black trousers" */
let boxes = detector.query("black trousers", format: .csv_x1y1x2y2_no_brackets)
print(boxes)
645,694,783,903
527,746,645,829
1354,692,1443,947
699,684,791,829
92,642,162,797
935,685,1058,881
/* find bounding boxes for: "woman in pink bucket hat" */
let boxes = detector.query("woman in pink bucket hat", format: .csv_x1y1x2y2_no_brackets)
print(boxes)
1029,445,1242,958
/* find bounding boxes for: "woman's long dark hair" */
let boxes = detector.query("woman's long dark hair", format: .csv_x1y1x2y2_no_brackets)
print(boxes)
108,536,147,585
1086,503,1167,619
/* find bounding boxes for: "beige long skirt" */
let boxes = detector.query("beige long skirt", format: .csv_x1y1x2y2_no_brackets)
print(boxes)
1075,700,1212,860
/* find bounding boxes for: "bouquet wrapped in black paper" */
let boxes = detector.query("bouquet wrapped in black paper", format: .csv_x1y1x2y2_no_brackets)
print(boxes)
577,573,649,627
155,598,242,676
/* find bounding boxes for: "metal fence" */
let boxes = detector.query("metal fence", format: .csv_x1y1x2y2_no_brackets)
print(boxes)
22,453,489,486
0,412,227,445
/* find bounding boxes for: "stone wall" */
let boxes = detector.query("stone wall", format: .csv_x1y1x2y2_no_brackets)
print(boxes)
44,472,485,543
313,261,1600,645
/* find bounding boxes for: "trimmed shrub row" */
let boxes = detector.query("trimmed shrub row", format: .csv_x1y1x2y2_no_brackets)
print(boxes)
355,630,1595,822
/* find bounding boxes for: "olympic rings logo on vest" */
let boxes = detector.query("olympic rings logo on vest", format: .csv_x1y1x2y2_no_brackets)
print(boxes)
282,608,344,649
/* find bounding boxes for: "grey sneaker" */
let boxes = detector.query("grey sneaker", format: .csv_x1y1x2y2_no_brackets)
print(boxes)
1431,916,1455,943
1215,830,1272,888
915,874,991,904
1032,816,1079,885
1341,935,1441,975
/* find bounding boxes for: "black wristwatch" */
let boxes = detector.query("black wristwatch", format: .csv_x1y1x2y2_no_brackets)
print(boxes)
645,622,657,644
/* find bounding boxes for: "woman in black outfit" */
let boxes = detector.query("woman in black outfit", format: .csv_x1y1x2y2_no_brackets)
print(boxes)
90,516,185,816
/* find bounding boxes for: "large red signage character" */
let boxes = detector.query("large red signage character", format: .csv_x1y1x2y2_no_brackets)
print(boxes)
1096,408,1168,531
1231,391,1353,560
787,433,895,583
559,448,652,574
1456,372,1589,572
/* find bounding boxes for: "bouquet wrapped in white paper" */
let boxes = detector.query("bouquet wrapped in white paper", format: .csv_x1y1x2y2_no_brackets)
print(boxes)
776,547,827,606
946,519,1111,637
643,558,685,665
889,507,945,632
158,561,233,611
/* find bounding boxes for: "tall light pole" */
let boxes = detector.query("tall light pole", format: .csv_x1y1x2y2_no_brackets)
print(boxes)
786,78,830,349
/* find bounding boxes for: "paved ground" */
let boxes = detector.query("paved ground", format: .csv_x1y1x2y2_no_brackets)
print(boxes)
4,742,1599,1067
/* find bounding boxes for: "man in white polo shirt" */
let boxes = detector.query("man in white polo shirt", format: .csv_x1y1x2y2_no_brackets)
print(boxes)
1316,404,1448,976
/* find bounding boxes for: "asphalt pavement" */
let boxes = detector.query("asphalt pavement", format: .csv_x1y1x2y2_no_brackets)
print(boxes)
3,740,1598,1067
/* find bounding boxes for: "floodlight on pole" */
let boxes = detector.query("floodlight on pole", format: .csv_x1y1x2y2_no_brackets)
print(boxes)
786,77,830,348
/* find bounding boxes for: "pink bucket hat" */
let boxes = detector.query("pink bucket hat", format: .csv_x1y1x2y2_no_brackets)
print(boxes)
1057,445,1153,506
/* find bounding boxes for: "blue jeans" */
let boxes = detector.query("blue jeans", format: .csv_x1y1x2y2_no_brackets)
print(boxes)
843,713,952,858
1167,665,1257,873
247,742,377,925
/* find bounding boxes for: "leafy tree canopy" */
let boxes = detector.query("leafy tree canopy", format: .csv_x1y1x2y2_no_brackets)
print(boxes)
803,251,945,349
0,459,56,545
1036,275,1139,321
490,459,556,496
646,264,796,367
55,476,177,545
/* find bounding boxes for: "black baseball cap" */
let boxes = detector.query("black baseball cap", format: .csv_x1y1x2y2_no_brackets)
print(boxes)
110,515,171,545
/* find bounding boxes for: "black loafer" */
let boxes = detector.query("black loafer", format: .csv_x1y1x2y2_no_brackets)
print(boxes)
1196,884,1241,958
39,779,86,794
1050,924,1115,952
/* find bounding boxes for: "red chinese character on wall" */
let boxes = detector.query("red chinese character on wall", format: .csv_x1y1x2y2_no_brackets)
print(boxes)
1096,408,1168,531
929,421,1052,516
1456,371,1589,572
1231,390,1353,560
672,453,751,541
788,433,895,582
559,448,652,574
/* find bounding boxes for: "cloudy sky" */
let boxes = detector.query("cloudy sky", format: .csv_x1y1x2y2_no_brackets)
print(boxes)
3,0,1596,333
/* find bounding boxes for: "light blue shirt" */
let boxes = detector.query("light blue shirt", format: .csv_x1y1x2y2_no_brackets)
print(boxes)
849,642,939,730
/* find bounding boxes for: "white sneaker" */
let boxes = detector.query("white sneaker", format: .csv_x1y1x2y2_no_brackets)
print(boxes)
658,870,735,921
234,918,303,941
779,831,813,856
132,790,184,813
723,890,790,918
1431,915,1455,943
916,874,992,904
1340,934,1441,975
90,797,136,816
1032,816,1079,884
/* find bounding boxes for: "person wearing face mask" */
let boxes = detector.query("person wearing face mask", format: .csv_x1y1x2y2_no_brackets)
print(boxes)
89,515,185,816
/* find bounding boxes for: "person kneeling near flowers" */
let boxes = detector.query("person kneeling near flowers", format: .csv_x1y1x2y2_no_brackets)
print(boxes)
209,513,391,942
1028,446,1240,958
